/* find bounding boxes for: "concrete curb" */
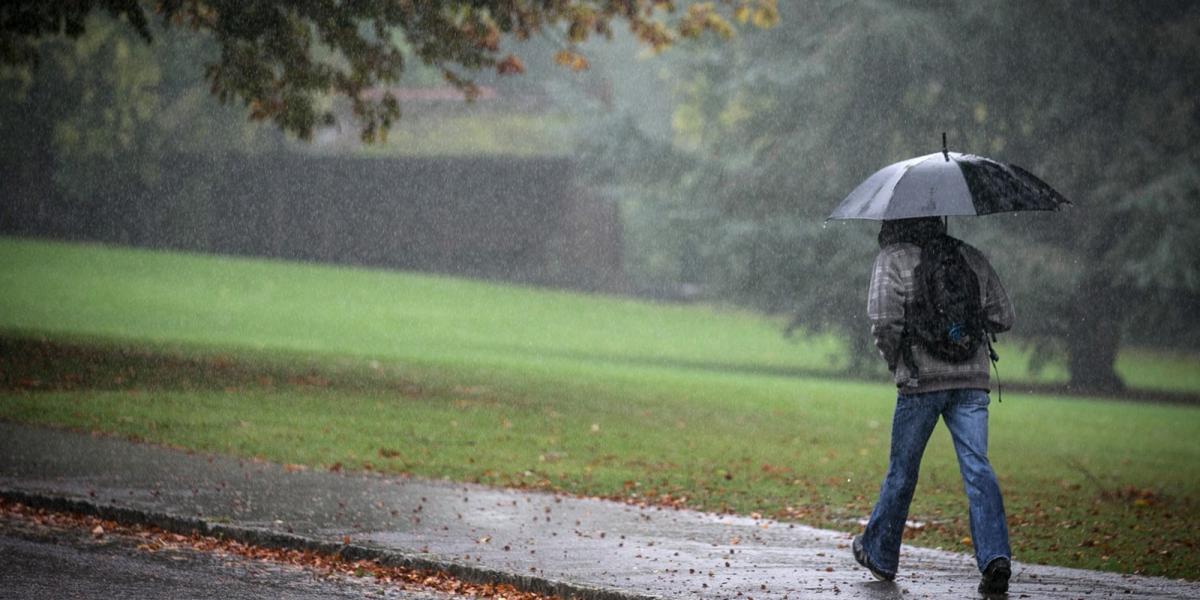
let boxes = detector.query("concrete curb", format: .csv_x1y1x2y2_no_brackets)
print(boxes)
0,488,658,600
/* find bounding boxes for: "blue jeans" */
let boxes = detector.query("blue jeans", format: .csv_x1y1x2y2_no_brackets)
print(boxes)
860,388,1010,576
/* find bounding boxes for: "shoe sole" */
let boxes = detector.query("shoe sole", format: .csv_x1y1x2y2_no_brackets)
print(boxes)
853,536,895,582
978,567,1011,594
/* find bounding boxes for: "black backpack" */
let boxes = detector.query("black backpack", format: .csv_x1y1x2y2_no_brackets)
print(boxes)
903,236,990,368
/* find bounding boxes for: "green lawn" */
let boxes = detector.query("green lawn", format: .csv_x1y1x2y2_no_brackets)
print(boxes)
1,237,1198,579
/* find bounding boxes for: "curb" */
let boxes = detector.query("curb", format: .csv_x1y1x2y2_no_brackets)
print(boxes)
0,488,659,600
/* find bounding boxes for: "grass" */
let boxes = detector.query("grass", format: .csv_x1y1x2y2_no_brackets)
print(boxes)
1,236,1198,580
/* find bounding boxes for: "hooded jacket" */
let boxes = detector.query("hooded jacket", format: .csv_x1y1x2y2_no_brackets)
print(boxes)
867,237,1014,394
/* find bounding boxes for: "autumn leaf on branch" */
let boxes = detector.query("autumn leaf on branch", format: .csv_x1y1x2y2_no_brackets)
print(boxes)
554,49,590,72
495,54,525,75
1,0,776,141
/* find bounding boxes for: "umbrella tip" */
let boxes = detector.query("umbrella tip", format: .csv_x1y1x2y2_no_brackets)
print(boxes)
942,132,949,161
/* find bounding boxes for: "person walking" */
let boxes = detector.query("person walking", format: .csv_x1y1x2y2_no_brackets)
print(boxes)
852,216,1015,596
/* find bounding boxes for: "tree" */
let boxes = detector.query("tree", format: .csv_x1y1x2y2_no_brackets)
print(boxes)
0,9,295,246
2,0,778,141
914,2,1200,391
586,0,1200,390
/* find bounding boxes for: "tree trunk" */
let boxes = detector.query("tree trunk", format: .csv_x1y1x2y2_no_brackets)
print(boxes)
1065,287,1126,393
846,326,880,377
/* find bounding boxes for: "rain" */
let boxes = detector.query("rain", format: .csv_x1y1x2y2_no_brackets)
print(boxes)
0,2,1198,598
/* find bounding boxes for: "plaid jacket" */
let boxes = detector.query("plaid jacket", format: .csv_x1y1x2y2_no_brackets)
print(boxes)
867,240,1014,394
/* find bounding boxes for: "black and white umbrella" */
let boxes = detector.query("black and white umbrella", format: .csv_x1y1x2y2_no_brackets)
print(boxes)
828,140,1070,221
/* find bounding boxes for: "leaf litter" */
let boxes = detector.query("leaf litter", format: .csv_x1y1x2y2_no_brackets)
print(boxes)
0,498,561,600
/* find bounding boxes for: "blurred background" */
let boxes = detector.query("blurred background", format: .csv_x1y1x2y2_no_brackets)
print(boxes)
2,0,1197,392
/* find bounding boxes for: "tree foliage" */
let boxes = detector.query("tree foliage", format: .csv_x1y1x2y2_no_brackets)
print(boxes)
2,0,777,141
586,0,1200,388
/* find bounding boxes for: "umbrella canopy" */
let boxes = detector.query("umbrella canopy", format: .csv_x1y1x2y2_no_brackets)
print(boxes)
828,151,1070,221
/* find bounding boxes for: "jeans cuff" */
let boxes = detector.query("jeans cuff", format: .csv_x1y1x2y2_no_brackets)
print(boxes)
980,553,1010,572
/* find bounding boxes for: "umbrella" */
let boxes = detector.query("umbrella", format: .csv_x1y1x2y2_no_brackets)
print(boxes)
828,137,1070,221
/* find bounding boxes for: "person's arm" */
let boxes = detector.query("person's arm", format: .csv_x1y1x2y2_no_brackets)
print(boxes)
979,256,1015,334
867,249,906,371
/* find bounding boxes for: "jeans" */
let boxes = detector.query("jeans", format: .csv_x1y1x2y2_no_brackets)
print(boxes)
860,388,1010,575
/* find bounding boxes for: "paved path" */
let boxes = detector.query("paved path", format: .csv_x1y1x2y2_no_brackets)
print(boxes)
0,423,1194,599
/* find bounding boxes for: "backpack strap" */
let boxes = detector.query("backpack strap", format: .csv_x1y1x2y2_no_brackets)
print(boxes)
988,332,1003,403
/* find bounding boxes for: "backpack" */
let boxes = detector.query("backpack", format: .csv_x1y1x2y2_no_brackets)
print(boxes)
903,236,989,367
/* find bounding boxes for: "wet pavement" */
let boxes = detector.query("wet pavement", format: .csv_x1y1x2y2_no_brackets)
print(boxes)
0,422,1195,599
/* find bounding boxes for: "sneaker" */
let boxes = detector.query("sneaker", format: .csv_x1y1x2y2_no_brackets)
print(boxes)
852,535,895,582
978,556,1011,595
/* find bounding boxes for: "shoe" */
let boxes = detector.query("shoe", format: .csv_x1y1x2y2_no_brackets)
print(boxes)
978,556,1011,595
852,535,895,582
